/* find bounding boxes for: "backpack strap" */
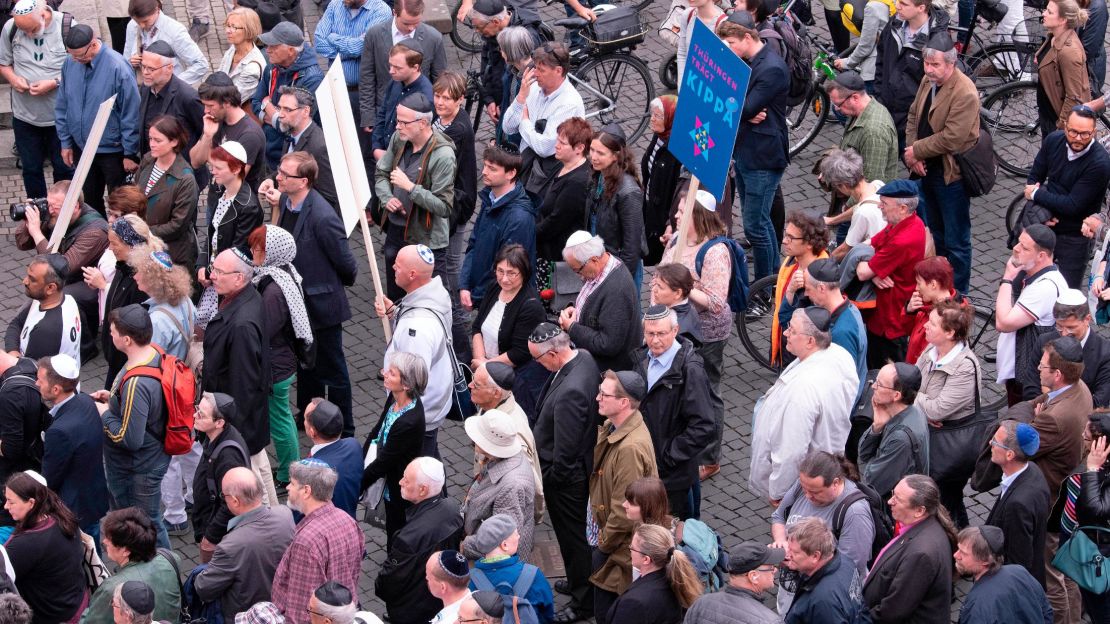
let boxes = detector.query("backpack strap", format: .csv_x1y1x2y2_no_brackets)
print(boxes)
512,564,540,598
831,490,869,536
470,567,495,592
153,307,191,360
206,438,251,500
694,236,729,277
513,597,521,624
158,547,183,584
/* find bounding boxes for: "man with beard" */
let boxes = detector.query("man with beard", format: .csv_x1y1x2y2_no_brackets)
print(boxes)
5,255,82,364
953,525,1052,624
191,72,267,194
136,41,204,160
0,0,75,199
259,85,338,210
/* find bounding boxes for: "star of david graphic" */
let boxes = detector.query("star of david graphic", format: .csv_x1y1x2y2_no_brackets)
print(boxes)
689,116,715,162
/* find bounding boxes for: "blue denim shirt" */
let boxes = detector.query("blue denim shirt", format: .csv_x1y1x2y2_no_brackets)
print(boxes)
55,43,140,156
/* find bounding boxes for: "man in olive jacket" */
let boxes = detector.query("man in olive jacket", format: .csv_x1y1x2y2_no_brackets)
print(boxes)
589,370,658,624
631,306,715,519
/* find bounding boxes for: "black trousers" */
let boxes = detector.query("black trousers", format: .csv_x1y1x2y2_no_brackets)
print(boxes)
667,487,692,520
824,8,852,54
106,17,129,54
544,476,593,612
591,548,617,624
73,149,126,216
1054,232,1092,289
866,331,908,370
296,323,354,437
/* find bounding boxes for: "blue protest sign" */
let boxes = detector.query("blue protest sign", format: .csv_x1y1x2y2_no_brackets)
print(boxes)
667,19,750,202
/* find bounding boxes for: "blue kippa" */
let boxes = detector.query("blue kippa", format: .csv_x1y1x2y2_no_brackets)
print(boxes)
1016,423,1040,457
877,179,919,199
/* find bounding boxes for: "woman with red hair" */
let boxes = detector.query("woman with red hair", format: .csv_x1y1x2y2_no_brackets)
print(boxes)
904,256,967,364
642,96,682,265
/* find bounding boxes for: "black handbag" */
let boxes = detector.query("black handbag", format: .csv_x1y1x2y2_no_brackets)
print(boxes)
928,358,998,483
845,369,879,464
954,126,998,198
1007,200,1054,248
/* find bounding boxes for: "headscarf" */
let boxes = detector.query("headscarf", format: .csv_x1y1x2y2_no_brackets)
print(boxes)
654,95,678,140
111,218,147,247
251,225,313,345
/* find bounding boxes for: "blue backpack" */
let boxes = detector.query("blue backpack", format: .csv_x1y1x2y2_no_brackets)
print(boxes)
676,518,730,591
694,237,750,313
470,565,541,624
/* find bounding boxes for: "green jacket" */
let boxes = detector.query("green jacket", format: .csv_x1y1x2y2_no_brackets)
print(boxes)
374,128,457,249
81,555,181,624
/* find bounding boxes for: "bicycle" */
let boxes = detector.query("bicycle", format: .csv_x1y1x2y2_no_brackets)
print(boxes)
953,0,1045,93
787,42,836,158
460,0,657,144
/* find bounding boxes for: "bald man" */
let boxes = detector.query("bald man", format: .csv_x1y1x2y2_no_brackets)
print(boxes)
0,0,75,198
374,244,454,458
193,467,295,621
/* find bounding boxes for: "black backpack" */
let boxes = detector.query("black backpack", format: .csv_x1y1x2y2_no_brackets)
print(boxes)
759,14,813,107
0,372,50,464
830,482,895,567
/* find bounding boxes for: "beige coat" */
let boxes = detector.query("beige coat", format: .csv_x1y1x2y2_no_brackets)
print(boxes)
1038,28,1091,130
914,343,981,423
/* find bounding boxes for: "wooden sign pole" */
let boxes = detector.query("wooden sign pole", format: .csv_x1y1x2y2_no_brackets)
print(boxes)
671,176,701,263
49,95,117,251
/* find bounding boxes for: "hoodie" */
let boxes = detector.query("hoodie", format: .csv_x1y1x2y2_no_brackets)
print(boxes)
386,276,454,430
460,183,538,306
253,43,326,167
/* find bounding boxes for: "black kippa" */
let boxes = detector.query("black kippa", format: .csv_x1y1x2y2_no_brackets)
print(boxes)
725,9,757,28
144,40,177,59
807,258,840,284
113,304,153,334
802,306,831,332
892,362,923,393
63,24,94,49
600,123,627,147
926,30,955,53
399,92,433,114
438,550,470,579
211,392,238,424
485,362,515,390
614,370,647,402
529,322,562,343
832,70,866,93
979,525,1005,555
472,0,506,16
1024,223,1057,253
120,581,156,616
472,591,506,618
1049,335,1084,363
204,71,236,88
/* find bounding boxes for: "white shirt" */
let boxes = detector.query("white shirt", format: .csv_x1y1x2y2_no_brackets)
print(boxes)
1000,462,1030,496
392,20,413,44
430,592,471,624
502,78,585,158
123,12,210,84
995,268,1070,382
845,185,887,247
481,300,506,359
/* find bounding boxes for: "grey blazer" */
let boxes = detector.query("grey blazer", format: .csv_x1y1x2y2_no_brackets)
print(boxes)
358,21,448,127
192,505,297,621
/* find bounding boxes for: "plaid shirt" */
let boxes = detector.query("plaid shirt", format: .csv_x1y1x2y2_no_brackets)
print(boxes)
842,98,901,184
271,503,364,624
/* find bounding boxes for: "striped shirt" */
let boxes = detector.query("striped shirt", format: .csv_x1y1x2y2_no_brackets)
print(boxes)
145,165,165,195
313,0,393,86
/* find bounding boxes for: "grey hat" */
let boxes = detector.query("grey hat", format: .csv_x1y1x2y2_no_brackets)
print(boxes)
112,304,153,335
1024,223,1057,253
470,514,518,556
259,21,305,47
308,400,343,439
484,362,515,391
807,258,840,284
472,591,506,619
728,541,785,573
399,92,433,114
600,123,627,147
63,23,94,49
832,70,866,93
120,581,156,616
614,370,647,402
396,37,424,57
144,40,177,59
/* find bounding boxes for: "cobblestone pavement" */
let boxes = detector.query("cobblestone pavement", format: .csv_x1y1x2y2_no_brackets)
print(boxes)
0,0,1097,620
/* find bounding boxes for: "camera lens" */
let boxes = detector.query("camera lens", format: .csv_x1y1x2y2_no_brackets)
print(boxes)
9,203,26,222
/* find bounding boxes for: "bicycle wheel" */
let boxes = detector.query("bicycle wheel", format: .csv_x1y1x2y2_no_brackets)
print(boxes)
737,275,782,372
449,0,483,53
659,52,678,90
981,80,1040,177
575,53,655,143
787,86,829,158
966,44,1032,92
966,303,1006,409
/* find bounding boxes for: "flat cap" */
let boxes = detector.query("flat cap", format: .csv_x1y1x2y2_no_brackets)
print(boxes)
807,258,840,284
1024,223,1057,253
728,541,785,573
63,23,94,49
468,514,518,556
308,400,343,439
259,21,304,47
484,361,515,390
472,591,506,619
144,40,177,59
235,602,285,624
120,581,156,616
614,370,647,402
877,179,919,199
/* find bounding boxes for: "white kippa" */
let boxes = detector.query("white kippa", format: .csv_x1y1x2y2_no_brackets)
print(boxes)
415,244,435,265
49,354,79,380
219,140,248,164
1058,288,1087,307
11,0,37,15
24,470,47,486
695,190,717,213
564,230,593,248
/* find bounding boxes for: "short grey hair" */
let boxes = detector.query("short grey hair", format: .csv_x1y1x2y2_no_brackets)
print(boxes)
819,148,865,189
278,85,316,112
0,593,32,624
497,26,538,65
222,468,264,505
563,233,606,265
889,195,920,214
791,309,832,349
999,419,1031,462
410,456,446,492
532,329,572,353
923,46,957,65
313,583,357,624
643,307,678,329
290,460,338,503
113,585,153,624
387,351,429,398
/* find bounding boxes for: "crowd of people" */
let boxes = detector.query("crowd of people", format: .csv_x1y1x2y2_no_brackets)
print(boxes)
1,0,1110,622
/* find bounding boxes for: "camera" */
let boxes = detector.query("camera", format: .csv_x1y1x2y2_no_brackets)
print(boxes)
10,198,49,222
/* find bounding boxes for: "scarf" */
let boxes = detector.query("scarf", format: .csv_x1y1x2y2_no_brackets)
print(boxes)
251,225,313,344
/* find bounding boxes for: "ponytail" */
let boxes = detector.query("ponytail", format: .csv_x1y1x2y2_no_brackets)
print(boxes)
634,524,704,609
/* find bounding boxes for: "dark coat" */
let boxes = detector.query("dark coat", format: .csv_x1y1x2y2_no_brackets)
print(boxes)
361,399,426,515
874,7,951,133
253,44,325,168
201,286,272,455
1083,330,1110,409
471,286,546,368
735,45,789,171
100,262,146,386
137,153,199,268
566,262,642,372
631,338,716,491
313,438,363,519
201,183,263,269
605,570,682,624
1079,464,1110,532
0,358,46,489
283,189,358,329
862,515,954,624
358,21,447,125
138,74,204,157
41,392,109,528
786,553,866,624
585,172,646,273
439,113,478,234
537,162,590,261
280,123,339,210
641,135,683,265
1027,131,1110,237
534,351,600,484
985,462,1051,587
192,423,250,545
375,496,464,624
461,184,537,306
257,276,296,383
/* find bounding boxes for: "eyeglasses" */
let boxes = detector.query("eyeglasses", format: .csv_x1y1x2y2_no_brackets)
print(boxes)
830,93,852,108
570,258,596,274
644,330,674,339
307,609,329,619
276,169,306,179
208,266,243,277
1065,127,1094,139
532,349,554,361
278,104,307,114
396,118,424,127
226,24,246,30
989,439,1012,452
140,62,171,73
872,381,895,390
1038,364,1057,371
782,233,804,242
597,391,623,400
495,268,521,278
458,619,488,623
69,41,94,59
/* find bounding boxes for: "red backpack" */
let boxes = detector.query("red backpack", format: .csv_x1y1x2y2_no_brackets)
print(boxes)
120,345,197,456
